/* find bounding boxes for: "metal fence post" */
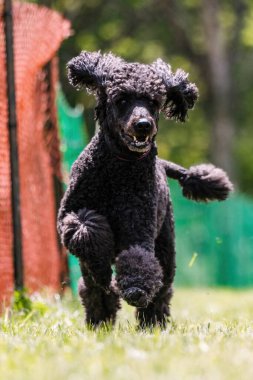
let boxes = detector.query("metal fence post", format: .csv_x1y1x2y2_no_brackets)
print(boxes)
4,0,24,290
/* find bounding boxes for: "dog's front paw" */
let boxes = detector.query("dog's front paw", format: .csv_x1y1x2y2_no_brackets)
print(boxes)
121,287,149,308
61,211,89,257
115,245,163,308
61,208,114,259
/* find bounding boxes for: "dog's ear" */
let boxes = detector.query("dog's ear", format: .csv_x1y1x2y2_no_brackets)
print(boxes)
152,58,199,122
67,51,104,92
67,51,123,93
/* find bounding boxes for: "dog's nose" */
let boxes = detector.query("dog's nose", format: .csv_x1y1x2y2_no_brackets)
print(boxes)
134,118,152,134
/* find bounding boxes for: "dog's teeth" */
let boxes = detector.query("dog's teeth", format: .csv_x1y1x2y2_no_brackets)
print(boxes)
133,136,137,141
145,136,149,142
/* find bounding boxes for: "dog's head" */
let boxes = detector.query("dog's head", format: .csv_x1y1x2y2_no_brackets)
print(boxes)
67,51,198,154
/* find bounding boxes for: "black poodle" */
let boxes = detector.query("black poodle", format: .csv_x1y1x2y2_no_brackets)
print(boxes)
57,51,233,328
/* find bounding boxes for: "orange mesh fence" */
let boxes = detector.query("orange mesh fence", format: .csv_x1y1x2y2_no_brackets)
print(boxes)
0,2,70,305
0,5,13,306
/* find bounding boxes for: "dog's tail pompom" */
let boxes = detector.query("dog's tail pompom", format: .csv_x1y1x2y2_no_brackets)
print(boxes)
179,164,233,202
61,208,114,258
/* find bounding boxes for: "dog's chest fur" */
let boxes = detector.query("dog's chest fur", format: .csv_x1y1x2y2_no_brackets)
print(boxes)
74,133,169,249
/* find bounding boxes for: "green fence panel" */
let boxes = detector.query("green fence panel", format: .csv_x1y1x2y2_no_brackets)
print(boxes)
57,90,253,290
57,88,87,294
171,181,253,288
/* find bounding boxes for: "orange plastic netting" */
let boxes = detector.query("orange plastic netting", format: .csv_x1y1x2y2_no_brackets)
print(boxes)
0,2,70,305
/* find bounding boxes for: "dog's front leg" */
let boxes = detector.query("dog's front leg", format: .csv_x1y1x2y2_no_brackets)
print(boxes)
115,245,163,308
61,207,120,326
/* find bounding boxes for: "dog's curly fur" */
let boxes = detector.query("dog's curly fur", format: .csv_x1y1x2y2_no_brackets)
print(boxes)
57,51,233,328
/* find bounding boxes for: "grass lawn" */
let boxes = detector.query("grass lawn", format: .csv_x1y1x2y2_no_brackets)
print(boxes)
0,288,253,380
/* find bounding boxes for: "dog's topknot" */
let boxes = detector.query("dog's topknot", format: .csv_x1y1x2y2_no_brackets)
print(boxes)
106,63,167,102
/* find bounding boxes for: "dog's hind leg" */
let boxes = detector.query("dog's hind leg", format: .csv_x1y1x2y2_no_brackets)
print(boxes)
136,200,176,329
78,266,120,328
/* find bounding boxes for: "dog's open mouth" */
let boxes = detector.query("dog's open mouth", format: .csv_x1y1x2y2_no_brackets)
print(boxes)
121,133,152,152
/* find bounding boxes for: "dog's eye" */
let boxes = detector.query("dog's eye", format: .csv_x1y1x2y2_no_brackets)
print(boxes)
116,97,129,113
117,98,127,107
148,99,159,112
